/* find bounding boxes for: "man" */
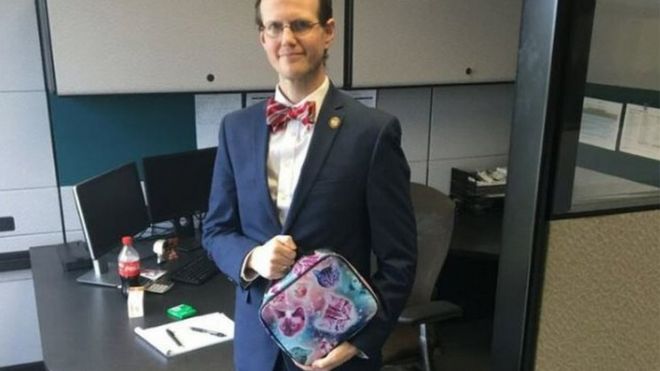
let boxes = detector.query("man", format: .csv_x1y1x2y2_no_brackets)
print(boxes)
202,0,417,370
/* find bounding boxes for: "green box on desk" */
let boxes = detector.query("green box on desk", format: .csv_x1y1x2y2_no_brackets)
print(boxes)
167,304,198,320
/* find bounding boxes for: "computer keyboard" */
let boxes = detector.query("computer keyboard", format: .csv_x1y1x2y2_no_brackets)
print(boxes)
170,253,218,285
177,236,202,252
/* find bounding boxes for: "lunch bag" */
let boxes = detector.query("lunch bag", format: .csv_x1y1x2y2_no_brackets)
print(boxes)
259,250,380,366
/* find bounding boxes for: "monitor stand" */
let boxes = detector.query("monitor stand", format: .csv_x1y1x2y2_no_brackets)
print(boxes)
76,241,157,287
76,258,120,288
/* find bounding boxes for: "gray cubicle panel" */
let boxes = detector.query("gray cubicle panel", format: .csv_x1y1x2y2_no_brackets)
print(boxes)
351,0,522,87
428,84,513,193
377,88,432,163
0,93,56,191
376,88,433,184
0,270,43,367
0,0,53,191
0,7,54,366
586,0,659,91
0,0,44,91
430,84,513,160
0,189,62,254
0,0,63,254
43,0,345,95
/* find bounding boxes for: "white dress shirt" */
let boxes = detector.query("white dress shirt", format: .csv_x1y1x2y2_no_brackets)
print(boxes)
268,77,330,224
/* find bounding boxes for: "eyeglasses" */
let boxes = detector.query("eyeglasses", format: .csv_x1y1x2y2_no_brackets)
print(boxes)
261,20,321,38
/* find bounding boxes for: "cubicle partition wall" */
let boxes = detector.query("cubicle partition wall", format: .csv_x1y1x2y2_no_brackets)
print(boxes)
0,0,55,367
535,210,660,370
493,0,659,370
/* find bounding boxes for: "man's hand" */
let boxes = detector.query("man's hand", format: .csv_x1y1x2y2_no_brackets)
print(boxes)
247,235,297,280
293,342,360,371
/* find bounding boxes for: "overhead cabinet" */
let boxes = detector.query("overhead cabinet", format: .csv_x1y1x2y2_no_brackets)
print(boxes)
39,0,345,95
351,0,522,87
40,0,517,93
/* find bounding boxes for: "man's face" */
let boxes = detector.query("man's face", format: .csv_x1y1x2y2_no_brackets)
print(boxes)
259,0,335,85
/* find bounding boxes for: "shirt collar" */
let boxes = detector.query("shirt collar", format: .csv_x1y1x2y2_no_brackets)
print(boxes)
273,76,330,122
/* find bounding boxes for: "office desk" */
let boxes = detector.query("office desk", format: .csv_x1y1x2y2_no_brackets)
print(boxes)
450,207,502,258
30,212,502,370
30,244,235,371
439,208,502,318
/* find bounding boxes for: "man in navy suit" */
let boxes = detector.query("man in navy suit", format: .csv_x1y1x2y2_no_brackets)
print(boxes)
202,0,417,370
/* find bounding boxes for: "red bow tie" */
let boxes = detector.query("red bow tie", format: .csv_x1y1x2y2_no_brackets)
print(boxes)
266,97,316,133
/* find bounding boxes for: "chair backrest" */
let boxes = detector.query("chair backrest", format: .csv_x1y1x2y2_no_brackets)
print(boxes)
406,182,456,306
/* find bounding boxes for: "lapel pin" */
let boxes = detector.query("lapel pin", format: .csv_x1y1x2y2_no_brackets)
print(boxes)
328,116,342,129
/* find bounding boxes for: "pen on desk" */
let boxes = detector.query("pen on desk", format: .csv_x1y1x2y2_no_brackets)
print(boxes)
190,326,225,337
166,328,183,347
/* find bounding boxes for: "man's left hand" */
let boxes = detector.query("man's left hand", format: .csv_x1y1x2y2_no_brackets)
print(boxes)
293,342,360,371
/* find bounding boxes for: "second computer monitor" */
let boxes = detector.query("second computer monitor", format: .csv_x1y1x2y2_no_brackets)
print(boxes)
143,148,216,236
74,162,150,262
73,162,150,287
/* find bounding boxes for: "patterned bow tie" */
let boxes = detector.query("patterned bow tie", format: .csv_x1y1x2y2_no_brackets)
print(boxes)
266,97,316,133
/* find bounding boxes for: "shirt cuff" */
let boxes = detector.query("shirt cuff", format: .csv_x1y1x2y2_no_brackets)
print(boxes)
240,247,260,283
350,343,369,359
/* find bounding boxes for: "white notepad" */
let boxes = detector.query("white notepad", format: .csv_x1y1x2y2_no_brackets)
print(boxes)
135,312,234,357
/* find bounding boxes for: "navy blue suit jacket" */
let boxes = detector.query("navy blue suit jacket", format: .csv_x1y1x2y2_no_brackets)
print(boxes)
203,85,417,371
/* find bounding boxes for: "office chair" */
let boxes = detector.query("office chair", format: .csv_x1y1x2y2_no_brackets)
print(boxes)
382,183,463,371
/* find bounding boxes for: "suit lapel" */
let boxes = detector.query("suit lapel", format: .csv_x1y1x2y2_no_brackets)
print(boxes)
253,102,281,230
282,86,345,233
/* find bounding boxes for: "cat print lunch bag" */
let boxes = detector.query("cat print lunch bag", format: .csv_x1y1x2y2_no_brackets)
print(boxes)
259,249,380,366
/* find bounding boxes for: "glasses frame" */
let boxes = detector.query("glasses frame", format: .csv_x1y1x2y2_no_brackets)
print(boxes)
260,19,322,39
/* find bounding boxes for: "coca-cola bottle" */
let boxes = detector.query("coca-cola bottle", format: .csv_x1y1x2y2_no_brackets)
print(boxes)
118,236,140,297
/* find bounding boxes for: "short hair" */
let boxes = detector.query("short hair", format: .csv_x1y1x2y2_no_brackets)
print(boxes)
254,0,333,27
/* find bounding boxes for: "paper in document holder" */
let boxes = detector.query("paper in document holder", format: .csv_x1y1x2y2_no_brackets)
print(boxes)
135,312,234,357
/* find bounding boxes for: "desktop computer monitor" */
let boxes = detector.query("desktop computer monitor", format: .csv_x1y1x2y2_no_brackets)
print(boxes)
143,148,216,237
73,162,150,287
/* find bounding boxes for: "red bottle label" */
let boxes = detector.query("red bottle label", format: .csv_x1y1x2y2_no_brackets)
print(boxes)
118,260,140,278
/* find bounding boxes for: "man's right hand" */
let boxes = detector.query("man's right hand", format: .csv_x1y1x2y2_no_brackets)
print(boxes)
247,235,297,280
